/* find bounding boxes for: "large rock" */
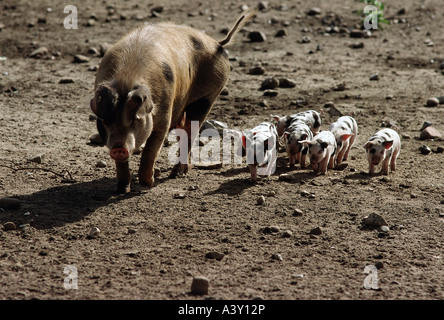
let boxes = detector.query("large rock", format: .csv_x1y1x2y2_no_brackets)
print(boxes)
420,126,441,140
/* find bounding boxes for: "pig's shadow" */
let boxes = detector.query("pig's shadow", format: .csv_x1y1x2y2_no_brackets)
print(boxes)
0,177,139,230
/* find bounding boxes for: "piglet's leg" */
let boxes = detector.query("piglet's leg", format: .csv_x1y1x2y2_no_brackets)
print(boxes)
139,129,168,188
381,156,391,175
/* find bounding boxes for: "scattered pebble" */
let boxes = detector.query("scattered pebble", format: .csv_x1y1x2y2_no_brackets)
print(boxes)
260,77,279,90
369,74,379,81
28,154,44,164
263,89,278,97
173,193,186,199
96,160,107,168
0,197,21,210
420,127,441,140
29,46,48,58
275,29,287,37
73,54,90,63
362,213,387,229
301,36,311,43
349,29,364,38
293,208,303,217
257,195,266,205
89,226,101,238
309,227,322,235
59,78,75,84
191,276,209,295
205,251,224,261
271,253,283,261
350,42,364,49
248,66,265,75
282,230,293,238
248,31,267,42
307,7,321,16
436,146,444,153
3,221,17,231
426,97,439,107
261,226,280,234
278,77,296,88
420,121,432,131
419,145,431,155
379,225,390,233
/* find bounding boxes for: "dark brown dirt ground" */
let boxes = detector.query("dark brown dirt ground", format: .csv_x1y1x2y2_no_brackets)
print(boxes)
0,0,443,301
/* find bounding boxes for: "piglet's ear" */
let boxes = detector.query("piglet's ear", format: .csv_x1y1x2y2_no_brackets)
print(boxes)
271,115,280,122
126,85,153,114
383,140,393,149
340,133,353,141
320,142,328,150
363,142,371,150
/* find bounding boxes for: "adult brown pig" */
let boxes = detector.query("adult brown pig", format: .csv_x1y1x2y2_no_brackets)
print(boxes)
90,10,256,193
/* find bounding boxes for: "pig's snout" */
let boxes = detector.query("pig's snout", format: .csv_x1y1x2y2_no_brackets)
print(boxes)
110,147,129,162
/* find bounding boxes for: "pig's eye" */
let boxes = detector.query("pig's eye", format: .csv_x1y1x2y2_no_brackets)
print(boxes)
317,150,322,155
370,148,376,154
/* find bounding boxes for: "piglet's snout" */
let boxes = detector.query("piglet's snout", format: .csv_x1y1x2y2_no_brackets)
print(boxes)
110,147,129,162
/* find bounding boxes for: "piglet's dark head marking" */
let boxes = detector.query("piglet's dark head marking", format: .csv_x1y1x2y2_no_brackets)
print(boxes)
91,84,118,125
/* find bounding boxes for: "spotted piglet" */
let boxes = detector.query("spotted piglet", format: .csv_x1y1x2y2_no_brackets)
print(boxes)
283,121,313,168
242,122,278,182
300,131,337,174
328,116,358,165
363,128,401,175
271,110,322,137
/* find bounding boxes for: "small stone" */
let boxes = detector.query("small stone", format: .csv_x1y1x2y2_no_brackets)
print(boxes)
3,222,17,231
191,276,209,295
350,42,364,49
257,195,266,205
362,213,387,229
249,66,265,75
282,230,293,238
275,29,287,37
174,193,186,199
96,160,107,168
260,77,279,90
300,190,311,197
301,36,311,43
419,145,432,155
307,7,321,16
309,227,322,235
28,154,44,164
0,197,21,210
278,77,296,88
257,1,269,11
271,253,283,261
440,61,444,70
29,46,48,58
89,226,100,238
205,251,224,261
73,54,90,63
324,101,335,108
350,29,364,38
426,97,439,107
263,89,278,97
436,146,444,153
248,31,267,42
88,65,98,72
420,127,441,140
100,43,112,56
420,121,432,131
89,133,104,145
59,78,75,84
369,74,379,81
86,19,96,27
379,225,390,233
293,208,303,217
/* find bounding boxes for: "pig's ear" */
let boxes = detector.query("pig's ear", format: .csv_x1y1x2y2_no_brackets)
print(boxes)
363,142,371,150
91,84,117,117
383,140,393,149
340,133,353,141
320,142,328,150
300,133,308,141
271,115,280,122
126,85,153,114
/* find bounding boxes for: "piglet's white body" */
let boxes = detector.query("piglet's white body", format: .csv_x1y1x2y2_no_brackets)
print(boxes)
363,128,401,175
272,110,322,137
283,121,313,168
300,130,337,174
328,116,358,165
243,122,278,182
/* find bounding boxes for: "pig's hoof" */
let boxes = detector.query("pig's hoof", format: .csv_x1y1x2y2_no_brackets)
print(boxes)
139,176,155,188
170,164,190,177
115,181,130,194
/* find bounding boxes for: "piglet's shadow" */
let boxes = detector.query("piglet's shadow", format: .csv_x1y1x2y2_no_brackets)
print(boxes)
0,177,140,230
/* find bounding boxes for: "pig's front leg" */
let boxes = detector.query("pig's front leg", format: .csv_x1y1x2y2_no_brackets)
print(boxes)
115,161,131,193
319,157,329,175
248,164,258,182
368,161,375,175
139,130,167,188
300,152,307,168
289,153,296,167
381,156,391,175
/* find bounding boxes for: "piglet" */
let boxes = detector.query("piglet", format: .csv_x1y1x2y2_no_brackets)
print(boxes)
328,115,358,165
300,130,337,174
363,128,401,175
283,121,313,168
271,110,322,137
242,122,278,182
